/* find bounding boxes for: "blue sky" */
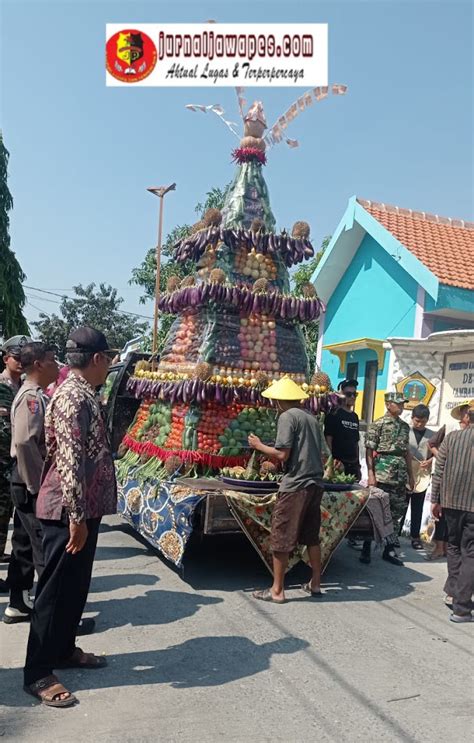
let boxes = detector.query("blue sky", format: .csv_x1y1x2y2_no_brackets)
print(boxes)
2,0,472,327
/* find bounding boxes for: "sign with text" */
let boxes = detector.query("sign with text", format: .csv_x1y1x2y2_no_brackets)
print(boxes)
439,350,474,426
105,24,328,86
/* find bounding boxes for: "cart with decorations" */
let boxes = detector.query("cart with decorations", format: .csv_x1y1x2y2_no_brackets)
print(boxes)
114,91,370,572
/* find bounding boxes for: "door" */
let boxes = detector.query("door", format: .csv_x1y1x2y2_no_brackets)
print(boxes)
362,360,378,423
103,352,150,454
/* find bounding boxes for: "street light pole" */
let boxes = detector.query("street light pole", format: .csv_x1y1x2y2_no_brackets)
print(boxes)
147,183,176,357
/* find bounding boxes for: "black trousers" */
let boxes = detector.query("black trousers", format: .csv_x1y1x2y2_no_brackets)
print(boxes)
7,497,44,596
443,508,474,616
23,517,100,686
433,513,448,542
405,490,427,539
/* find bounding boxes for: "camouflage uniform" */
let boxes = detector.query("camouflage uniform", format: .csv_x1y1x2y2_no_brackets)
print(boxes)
0,372,18,555
365,412,410,525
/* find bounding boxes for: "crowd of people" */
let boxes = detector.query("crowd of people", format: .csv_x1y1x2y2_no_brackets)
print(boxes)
0,329,472,708
249,376,473,622
0,328,117,707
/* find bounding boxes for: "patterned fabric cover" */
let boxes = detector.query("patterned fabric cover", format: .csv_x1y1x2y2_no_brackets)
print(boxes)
118,477,369,573
225,489,369,574
118,478,207,566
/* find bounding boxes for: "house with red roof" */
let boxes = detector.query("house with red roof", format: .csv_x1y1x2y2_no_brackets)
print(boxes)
312,197,474,424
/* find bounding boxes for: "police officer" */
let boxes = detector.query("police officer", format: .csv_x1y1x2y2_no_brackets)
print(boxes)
3,342,58,621
0,336,32,580
364,391,415,565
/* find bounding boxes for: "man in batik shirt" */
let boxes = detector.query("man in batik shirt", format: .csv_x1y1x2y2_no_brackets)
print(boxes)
364,391,415,566
23,327,117,709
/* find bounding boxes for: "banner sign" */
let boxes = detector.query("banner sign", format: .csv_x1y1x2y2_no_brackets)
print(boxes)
439,350,474,426
106,23,328,87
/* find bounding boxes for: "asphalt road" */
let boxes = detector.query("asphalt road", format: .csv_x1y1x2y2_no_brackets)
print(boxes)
0,516,472,742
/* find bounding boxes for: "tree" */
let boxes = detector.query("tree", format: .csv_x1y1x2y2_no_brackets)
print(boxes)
291,235,331,376
0,132,29,338
33,283,149,360
130,183,231,349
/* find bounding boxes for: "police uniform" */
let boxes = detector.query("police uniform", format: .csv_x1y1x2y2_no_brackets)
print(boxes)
0,370,18,557
4,380,49,615
365,391,410,525
0,335,32,560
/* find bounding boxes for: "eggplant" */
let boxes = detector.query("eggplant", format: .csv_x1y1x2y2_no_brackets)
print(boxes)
230,286,240,306
201,283,211,302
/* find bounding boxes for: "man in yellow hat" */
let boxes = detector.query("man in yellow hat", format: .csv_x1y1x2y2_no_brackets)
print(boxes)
450,399,474,428
248,376,324,603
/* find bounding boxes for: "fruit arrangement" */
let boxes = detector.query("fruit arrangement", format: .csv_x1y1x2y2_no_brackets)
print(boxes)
137,401,172,446
234,246,277,283
117,105,339,493
164,404,189,449
238,314,278,373
195,401,242,453
221,454,281,482
324,473,357,485
218,407,277,456
160,313,204,366
323,456,356,484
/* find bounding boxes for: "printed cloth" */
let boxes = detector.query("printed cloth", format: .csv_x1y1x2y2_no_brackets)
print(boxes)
224,488,369,574
37,373,117,523
365,486,395,544
118,478,207,566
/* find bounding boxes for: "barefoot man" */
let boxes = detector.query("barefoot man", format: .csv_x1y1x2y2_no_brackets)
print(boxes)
248,377,324,604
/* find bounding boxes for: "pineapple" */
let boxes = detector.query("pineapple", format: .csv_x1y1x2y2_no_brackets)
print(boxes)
311,368,331,392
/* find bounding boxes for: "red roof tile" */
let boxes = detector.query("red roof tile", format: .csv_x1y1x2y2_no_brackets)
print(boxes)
357,198,474,290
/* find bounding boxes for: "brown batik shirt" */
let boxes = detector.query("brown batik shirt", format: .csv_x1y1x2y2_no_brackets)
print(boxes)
36,372,117,523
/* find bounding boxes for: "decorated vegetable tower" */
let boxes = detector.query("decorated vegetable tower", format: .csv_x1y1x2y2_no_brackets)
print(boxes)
118,94,341,487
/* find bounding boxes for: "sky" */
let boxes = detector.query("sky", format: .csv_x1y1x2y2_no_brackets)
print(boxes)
1,0,473,329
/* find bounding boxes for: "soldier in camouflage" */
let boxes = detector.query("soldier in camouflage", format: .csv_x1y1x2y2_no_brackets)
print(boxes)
0,337,32,576
364,391,415,566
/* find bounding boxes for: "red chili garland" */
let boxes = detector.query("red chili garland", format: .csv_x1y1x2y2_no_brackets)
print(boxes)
123,433,249,468
231,147,267,166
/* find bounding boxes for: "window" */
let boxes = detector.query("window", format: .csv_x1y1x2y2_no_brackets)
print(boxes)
362,360,378,423
346,362,358,381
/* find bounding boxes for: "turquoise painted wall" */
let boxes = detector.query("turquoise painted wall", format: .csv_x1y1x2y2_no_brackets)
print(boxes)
425,284,474,315
322,233,419,388
322,346,385,392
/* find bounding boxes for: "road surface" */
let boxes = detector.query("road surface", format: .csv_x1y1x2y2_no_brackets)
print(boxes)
0,516,472,742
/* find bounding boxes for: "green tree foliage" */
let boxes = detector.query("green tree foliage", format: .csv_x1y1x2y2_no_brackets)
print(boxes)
33,283,149,360
0,133,29,338
291,235,331,376
130,184,231,349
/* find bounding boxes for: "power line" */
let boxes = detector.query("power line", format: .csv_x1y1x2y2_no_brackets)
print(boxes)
26,298,51,317
22,285,153,321
26,292,61,305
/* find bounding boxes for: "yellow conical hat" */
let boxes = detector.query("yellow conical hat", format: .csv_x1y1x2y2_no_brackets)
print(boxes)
261,375,309,400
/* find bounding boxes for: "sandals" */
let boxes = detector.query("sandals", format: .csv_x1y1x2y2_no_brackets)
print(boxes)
57,647,107,669
252,588,286,604
424,552,445,561
301,582,323,597
24,674,77,708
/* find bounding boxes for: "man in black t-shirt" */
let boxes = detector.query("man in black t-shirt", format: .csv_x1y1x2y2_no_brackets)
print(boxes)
324,379,361,480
